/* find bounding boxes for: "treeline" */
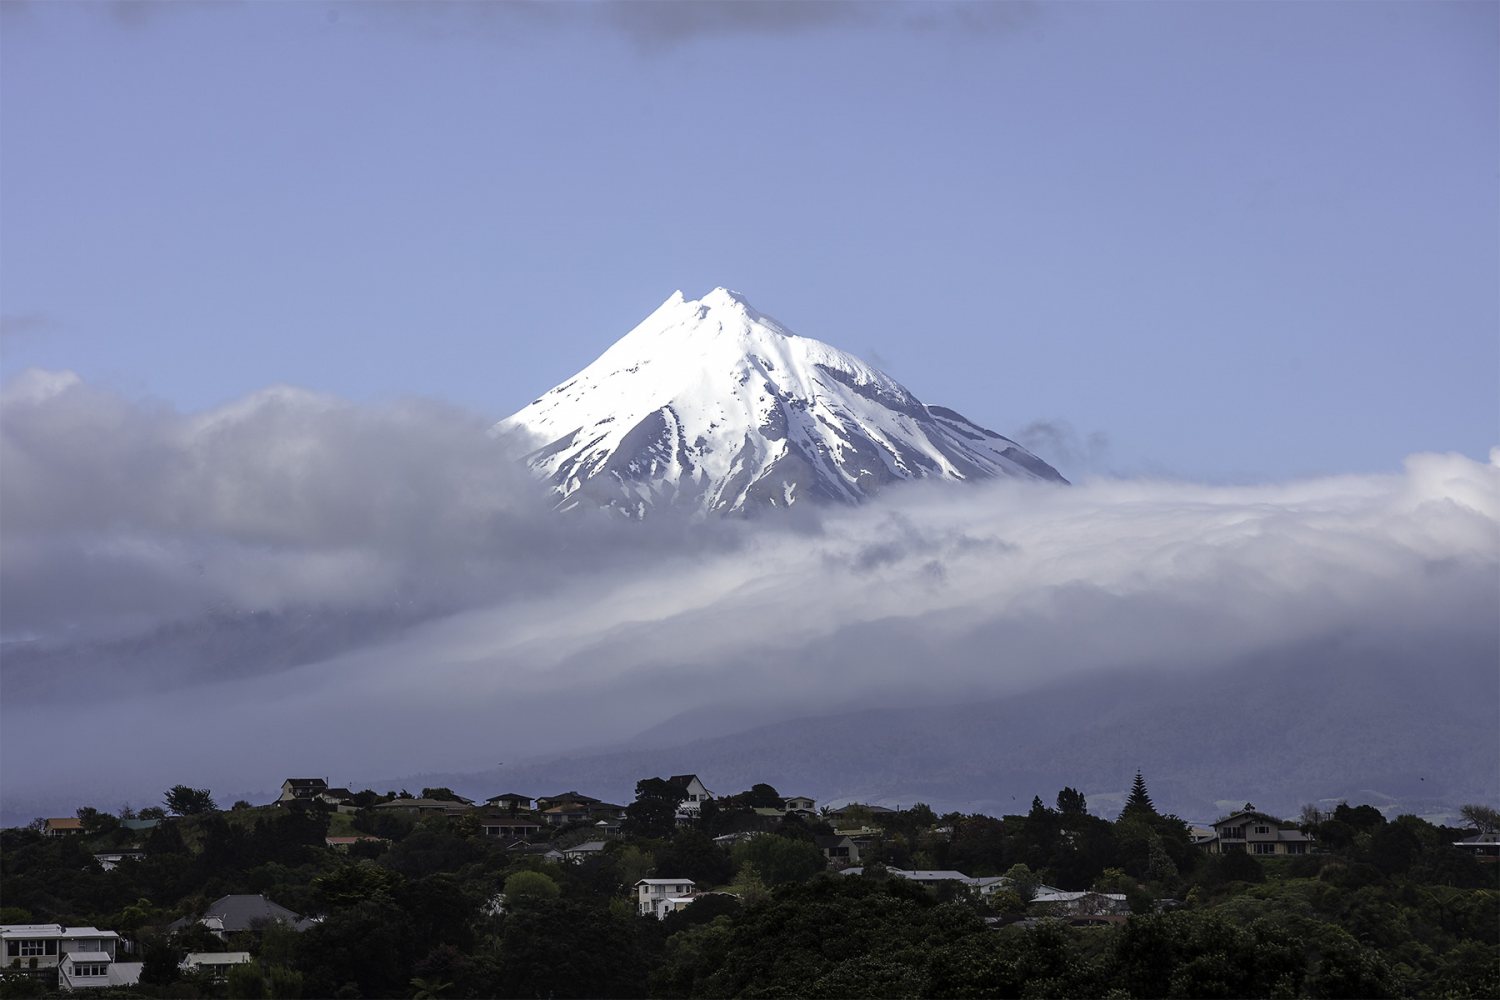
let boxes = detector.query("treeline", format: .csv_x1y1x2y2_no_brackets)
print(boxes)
1,779,1496,998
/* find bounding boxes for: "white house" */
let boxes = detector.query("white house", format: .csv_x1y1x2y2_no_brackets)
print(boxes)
783,796,817,816
1201,808,1314,857
57,952,142,991
666,775,714,817
277,778,329,804
2,925,121,970
635,879,697,918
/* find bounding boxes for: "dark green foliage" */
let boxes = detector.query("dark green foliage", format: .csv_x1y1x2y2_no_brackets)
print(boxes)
164,784,217,816
496,898,648,998
1334,802,1387,829
738,783,783,809
381,822,483,879
1121,771,1155,819
624,777,686,839
75,806,121,838
1056,786,1088,816
138,935,184,986
655,830,734,887
351,805,417,841
660,892,740,934
1210,848,1266,885
4,780,1497,1000
729,834,827,886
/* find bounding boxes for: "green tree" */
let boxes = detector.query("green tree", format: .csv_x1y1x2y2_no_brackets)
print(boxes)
1459,803,1500,833
728,863,770,906
741,783,783,808
624,777,686,839
1120,770,1156,819
656,830,734,886
503,870,560,903
138,936,184,986
495,899,648,998
1002,863,1040,902
1056,787,1088,816
226,961,267,998
164,784,217,816
75,806,120,837
730,834,827,886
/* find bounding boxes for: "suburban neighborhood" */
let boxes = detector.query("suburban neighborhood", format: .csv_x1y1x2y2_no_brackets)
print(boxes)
2,771,1496,998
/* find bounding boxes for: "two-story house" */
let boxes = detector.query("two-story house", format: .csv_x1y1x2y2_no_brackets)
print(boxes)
277,778,329,804
666,775,714,818
1202,806,1314,856
1,924,143,990
782,796,817,816
635,879,697,918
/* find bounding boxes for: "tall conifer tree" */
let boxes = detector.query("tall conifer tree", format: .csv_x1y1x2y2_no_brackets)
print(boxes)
1122,770,1156,819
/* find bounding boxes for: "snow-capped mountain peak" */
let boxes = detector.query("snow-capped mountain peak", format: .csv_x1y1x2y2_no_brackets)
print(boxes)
496,289,1065,515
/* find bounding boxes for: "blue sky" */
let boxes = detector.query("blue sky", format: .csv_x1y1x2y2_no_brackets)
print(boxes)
2,0,1494,482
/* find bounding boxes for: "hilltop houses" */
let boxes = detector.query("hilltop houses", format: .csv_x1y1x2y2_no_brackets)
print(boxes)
1200,806,1314,856
371,797,472,818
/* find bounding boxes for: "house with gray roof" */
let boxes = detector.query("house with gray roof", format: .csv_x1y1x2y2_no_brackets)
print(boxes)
167,895,316,939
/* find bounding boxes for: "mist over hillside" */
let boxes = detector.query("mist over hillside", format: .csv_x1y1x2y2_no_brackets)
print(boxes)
2,367,1494,828
388,629,1498,824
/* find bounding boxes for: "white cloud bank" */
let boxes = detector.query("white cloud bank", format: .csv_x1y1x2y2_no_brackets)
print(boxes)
1,370,1495,814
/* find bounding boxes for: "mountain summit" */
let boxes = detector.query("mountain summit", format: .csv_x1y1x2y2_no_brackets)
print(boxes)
496,289,1066,515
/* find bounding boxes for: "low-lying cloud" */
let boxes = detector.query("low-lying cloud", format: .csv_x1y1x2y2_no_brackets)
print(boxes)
1,370,1496,819
0,369,746,640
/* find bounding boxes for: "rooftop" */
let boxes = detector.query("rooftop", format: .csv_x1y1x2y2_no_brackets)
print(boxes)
0,925,120,940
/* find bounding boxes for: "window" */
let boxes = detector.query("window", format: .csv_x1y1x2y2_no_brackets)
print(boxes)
1221,826,1244,839
72,962,107,977
1254,826,1269,835
1253,842,1277,855
1286,843,1307,855
20,941,45,957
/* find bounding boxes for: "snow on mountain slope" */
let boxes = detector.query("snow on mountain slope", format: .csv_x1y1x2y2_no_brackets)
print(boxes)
495,288,1066,515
